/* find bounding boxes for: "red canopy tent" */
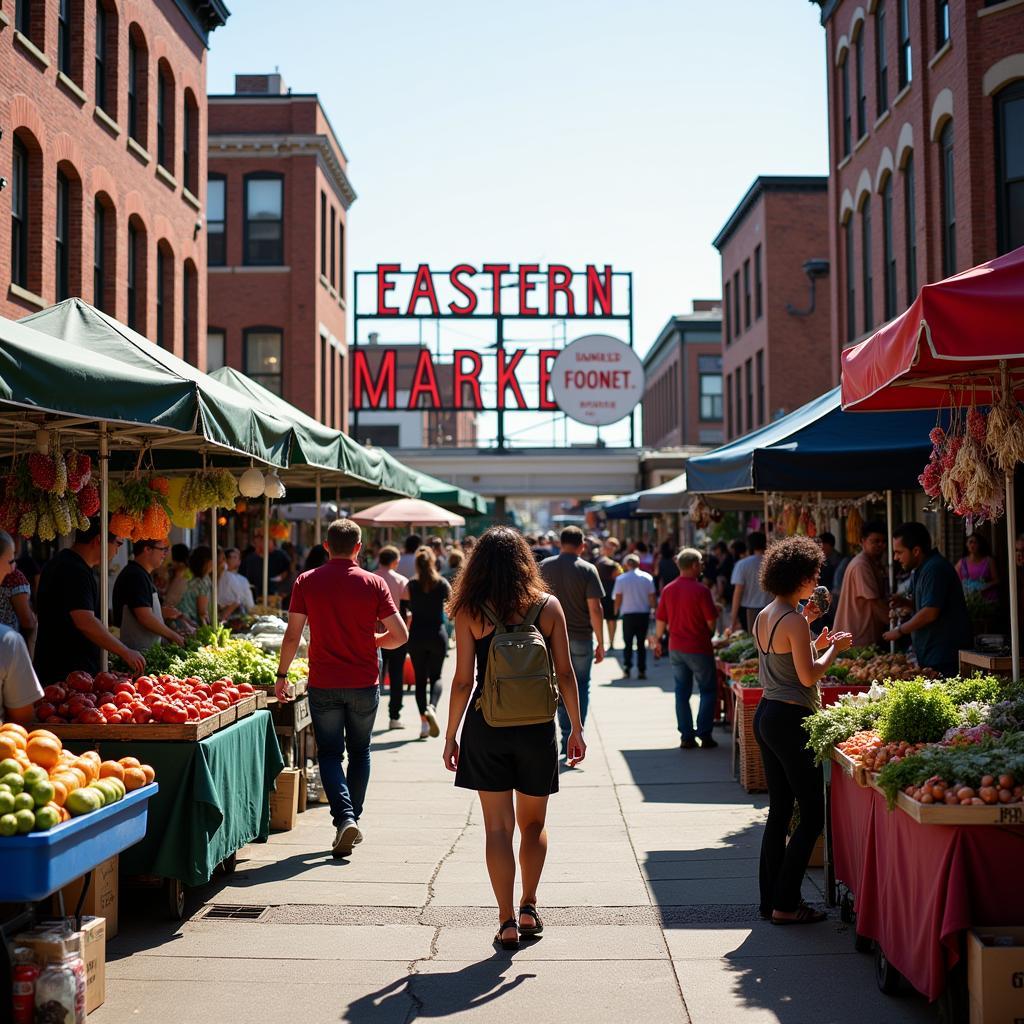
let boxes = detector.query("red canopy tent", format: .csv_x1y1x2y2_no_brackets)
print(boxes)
841,244,1024,678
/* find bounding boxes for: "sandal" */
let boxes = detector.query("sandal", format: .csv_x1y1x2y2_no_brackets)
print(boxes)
771,902,827,926
494,918,520,950
518,903,544,938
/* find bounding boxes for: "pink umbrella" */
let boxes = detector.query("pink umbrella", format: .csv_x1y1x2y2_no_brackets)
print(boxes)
351,497,466,528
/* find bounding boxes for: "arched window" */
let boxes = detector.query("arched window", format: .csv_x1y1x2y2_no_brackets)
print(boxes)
127,216,147,332
840,54,852,158
935,0,949,51
875,2,889,116
95,1,119,116
183,260,198,364
319,191,327,278
156,61,175,173
854,27,867,140
861,197,873,332
16,0,46,52
183,90,200,195
939,121,955,276
897,0,912,90
127,26,148,147
207,175,226,266
844,215,856,343
55,165,83,302
903,152,917,302
995,80,1024,255
329,205,336,289
244,173,284,265
10,130,43,299
881,175,896,320
93,194,116,314
156,241,174,347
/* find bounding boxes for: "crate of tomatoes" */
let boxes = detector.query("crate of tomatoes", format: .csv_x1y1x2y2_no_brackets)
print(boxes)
32,669,260,741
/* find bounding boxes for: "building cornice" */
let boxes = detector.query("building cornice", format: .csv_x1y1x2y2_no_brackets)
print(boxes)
712,175,829,252
172,0,230,47
208,133,357,209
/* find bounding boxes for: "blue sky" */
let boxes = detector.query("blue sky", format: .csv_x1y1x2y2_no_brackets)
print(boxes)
208,1,830,447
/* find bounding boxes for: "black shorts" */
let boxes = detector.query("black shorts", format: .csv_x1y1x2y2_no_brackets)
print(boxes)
601,596,618,621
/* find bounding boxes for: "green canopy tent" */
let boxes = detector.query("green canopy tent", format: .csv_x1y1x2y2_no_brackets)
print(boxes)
410,470,488,517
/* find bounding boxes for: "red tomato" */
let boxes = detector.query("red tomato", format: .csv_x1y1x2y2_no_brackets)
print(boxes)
96,691,115,706
135,677,155,697
114,681,136,695
113,692,134,708
166,705,189,724
236,683,254,696
66,671,95,693
94,671,119,690
226,687,240,703
99,702,119,718
80,708,105,725
185,705,200,721
42,684,67,703
132,707,152,724
68,695,95,715
57,702,71,718
35,701,56,720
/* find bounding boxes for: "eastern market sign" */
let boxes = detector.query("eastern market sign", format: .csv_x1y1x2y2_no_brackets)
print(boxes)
351,264,642,427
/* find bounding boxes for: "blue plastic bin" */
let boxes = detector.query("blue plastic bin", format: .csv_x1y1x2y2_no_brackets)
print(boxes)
0,783,158,902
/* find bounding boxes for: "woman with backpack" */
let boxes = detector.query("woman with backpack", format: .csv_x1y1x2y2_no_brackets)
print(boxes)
403,547,452,740
443,526,586,952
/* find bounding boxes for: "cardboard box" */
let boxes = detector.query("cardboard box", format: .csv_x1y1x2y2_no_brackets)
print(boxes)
297,769,308,814
968,927,1024,1024
269,768,300,831
16,917,105,1014
15,922,84,965
55,854,119,939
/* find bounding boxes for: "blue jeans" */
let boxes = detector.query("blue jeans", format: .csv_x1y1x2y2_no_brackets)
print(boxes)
308,685,379,828
670,651,717,741
557,637,593,755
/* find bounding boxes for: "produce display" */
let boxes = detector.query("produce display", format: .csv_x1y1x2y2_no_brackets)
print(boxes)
805,673,1024,810
0,722,154,834
836,652,941,685
32,669,255,725
717,635,755,663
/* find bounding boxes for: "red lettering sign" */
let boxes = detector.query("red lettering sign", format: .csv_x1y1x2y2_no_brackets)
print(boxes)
352,349,396,409
408,349,442,407
376,264,401,316
537,349,559,410
448,264,478,315
406,263,440,316
586,264,613,316
453,349,483,409
496,349,527,410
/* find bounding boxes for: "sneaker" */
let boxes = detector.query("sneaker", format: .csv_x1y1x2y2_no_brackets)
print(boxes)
680,738,697,750
623,667,632,678
419,718,430,740
424,705,440,738
699,736,719,750
332,822,362,857
637,671,647,680
388,718,404,730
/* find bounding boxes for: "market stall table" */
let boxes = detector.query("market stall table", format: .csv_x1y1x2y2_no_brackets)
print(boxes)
829,759,1024,1003
66,710,283,917
958,648,1018,677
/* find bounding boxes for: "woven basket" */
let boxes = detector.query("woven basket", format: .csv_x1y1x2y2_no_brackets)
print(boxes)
734,692,768,793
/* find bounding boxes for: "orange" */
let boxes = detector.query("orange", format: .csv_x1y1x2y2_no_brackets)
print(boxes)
72,757,98,783
27,729,60,746
26,736,61,770
1,722,28,738
140,764,156,784
65,766,87,789
52,771,80,794
80,750,101,766
118,756,142,769
123,767,147,791
50,779,68,807
99,760,125,781
0,734,19,760
1,730,26,752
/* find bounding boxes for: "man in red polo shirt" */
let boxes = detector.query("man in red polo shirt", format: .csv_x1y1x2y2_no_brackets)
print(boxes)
276,519,408,857
650,548,719,750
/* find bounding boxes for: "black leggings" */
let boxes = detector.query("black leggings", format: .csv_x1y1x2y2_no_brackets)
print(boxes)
752,698,825,914
408,634,447,714
620,612,649,671
382,644,408,719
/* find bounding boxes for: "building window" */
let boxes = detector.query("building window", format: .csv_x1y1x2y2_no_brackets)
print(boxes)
58,0,72,77
182,92,199,195
15,0,31,37
156,64,174,171
320,337,331,426
245,329,283,395
244,175,284,265
876,2,889,116
93,200,105,311
897,0,912,91
861,198,873,333
206,330,226,372
95,2,108,112
207,176,226,267
724,280,731,344
699,373,722,422
882,176,896,320
339,220,346,299
840,54,852,158
754,245,762,319
854,28,866,140
156,245,170,347
319,192,326,278
995,82,1024,256
744,358,753,434
127,221,138,329
940,121,955,277
732,271,741,336
183,261,198,364
726,372,733,438
56,171,70,302
756,350,765,426
904,154,917,302
329,206,337,289
11,137,32,291
128,28,147,146
935,0,949,50
743,259,751,328
845,219,856,343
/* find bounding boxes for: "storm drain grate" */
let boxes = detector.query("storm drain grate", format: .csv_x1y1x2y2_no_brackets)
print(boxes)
200,904,269,922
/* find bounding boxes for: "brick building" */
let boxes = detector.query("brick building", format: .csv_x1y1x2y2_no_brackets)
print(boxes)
207,73,354,429
2,0,227,357
641,301,723,450
712,176,832,440
814,0,1024,382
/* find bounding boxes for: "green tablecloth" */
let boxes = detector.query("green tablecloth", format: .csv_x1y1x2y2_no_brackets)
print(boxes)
68,711,284,886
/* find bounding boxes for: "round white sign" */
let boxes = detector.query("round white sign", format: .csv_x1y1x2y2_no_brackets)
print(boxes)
550,334,644,427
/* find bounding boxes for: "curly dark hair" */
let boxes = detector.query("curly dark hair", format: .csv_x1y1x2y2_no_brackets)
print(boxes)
759,536,824,597
447,526,546,624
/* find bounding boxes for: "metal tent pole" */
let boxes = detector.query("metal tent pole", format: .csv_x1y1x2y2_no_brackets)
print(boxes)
886,489,895,653
210,507,218,628
100,424,109,672
262,493,270,607
1003,363,1020,682
762,492,769,538
315,473,322,547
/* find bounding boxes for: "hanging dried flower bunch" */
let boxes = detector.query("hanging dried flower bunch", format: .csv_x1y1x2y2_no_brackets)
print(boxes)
688,497,710,529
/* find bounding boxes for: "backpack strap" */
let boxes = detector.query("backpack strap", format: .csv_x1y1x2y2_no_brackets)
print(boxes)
520,597,549,629
481,603,506,631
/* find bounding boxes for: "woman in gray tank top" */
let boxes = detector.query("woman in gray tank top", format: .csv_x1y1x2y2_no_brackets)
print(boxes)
751,537,853,925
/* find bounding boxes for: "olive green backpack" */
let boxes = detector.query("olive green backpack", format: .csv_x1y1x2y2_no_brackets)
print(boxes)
476,599,558,727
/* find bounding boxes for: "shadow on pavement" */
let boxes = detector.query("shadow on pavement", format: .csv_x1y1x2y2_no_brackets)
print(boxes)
342,954,537,1022
619,748,766,806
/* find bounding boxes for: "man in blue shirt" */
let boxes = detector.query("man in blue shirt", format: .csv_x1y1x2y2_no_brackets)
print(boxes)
884,522,971,676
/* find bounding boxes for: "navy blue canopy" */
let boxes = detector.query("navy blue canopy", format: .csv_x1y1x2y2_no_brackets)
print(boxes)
685,387,941,494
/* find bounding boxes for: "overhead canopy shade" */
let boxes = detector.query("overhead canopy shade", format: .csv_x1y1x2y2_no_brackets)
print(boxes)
599,492,643,519
22,299,292,467
411,470,488,516
637,473,689,513
351,497,465,528
685,387,939,494
842,245,1024,411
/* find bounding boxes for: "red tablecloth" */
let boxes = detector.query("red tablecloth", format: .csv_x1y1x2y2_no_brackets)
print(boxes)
831,767,1024,1001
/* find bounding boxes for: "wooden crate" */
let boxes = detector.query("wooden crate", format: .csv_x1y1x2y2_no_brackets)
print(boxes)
734,694,767,793
39,713,228,742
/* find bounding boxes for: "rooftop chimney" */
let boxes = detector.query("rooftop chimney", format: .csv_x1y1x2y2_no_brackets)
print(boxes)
692,299,722,313
234,73,287,96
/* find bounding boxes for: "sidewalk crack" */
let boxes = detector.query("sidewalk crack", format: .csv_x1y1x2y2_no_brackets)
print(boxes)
418,798,474,923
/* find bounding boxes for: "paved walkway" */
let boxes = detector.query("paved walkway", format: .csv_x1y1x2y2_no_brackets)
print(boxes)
94,647,935,1023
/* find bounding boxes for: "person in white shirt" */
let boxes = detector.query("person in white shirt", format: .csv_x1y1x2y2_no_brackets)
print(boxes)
375,546,410,729
397,535,421,579
612,554,656,678
730,531,770,633
0,531,43,723
218,548,255,617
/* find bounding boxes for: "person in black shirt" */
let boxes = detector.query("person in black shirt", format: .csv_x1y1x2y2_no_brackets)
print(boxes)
113,540,186,653
241,530,292,600
34,519,146,684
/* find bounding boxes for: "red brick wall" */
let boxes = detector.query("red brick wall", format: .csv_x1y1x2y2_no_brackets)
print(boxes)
685,340,724,444
823,0,1024,382
1,0,209,363
207,94,350,429
642,344,683,449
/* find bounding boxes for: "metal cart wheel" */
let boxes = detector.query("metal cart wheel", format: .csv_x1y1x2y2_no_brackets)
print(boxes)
165,877,185,920
875,945,903,995
839,892,855,924
218,851,238,875
854,932,874,954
